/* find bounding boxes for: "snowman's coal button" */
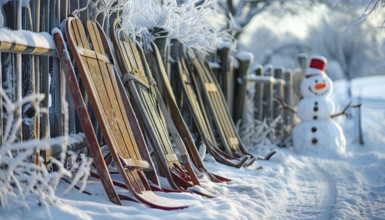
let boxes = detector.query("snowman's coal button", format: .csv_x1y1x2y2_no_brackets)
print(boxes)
313,107,319,112
315,102,318,105
311,127,317,132
312,138,318,144
313,116,318,120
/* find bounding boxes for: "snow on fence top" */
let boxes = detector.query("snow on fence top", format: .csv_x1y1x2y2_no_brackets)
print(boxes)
237,51,254,62
0,28,56,56
0,0,30,7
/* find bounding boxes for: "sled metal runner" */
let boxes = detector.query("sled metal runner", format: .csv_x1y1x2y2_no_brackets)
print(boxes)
111,19,224,193
57,16,189,210
171,42,249,168
189,52,256,167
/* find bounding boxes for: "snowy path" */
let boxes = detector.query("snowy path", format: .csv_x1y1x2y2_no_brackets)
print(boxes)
280,158,336,219
275,89,385,220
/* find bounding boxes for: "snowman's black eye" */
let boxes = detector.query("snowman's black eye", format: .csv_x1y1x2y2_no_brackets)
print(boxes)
315,80,318,83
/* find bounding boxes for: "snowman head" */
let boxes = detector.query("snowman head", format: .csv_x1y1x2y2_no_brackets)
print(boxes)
300,56,333,98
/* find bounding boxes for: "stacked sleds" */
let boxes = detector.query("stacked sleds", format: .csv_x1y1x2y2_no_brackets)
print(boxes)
50,16,274,210
54,16,192,210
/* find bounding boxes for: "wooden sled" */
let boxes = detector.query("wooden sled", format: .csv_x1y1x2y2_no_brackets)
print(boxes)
189,51,257,167
144,41,231,182
111,19,226,194
170,42,250,168
58,16,189,210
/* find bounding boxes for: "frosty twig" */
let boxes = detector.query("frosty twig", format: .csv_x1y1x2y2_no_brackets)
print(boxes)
331,101,362,119
274,96,297,115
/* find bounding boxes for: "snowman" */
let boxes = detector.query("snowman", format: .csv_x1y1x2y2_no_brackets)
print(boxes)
292,56,346,154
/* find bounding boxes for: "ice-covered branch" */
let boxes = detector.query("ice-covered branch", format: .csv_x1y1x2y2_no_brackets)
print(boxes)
120,0,232,54
0,88,91,210
331,101,362,119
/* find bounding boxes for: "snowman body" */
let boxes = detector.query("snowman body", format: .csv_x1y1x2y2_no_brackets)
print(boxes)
292,120,345,153
297,97,334,121
292,59,346,154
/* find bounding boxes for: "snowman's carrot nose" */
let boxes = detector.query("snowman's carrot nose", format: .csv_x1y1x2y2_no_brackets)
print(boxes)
315,83,326,90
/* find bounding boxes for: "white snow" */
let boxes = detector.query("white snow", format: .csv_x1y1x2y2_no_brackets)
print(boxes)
2,76,385,219
0,28,56,50
236,51,254,62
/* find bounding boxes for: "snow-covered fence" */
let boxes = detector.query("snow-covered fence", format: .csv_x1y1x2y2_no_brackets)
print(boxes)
242,62,301,141
0,0,306,170
0,0,95,171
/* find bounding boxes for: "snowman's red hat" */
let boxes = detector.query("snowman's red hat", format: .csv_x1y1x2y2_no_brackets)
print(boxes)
305,56,327,78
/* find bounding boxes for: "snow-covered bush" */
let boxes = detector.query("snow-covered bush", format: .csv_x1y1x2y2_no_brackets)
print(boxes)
238,117,282,146
0,88,91,210
121,0,232,54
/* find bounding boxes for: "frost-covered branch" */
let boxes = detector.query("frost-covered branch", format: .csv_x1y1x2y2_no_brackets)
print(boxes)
120,0,232,54
0,88,91,210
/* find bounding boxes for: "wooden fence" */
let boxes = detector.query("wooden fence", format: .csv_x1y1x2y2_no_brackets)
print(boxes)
0,1,306,161
212,47,305,133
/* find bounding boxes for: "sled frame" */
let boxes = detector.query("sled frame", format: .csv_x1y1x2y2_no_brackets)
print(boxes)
190,53,256,166
111,19,209,191
62,16,188,210
172,42,249,168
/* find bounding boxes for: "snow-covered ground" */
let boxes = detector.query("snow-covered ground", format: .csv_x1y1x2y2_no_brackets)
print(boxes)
2,75,385,219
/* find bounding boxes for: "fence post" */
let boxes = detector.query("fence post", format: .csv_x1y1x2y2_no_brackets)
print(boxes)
273,67,284,118
152,28,170,102
297,53,308,74
357,96,364,145
233,52,253,126
1,2,16,145
217,46,234,114
262,65,274,122
153,28,170,77
283,69,294,125
21,1,36,143
253,65,264,121
273,67,285,136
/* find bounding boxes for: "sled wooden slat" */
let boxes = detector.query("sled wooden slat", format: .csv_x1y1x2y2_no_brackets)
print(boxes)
64,17,188,210
112,21,199,190
121,158,150,170
205,83,217,92
112,19,227,191
170,42,248,168
165,154,179,163
141,40,230,181
228,137,239,147
69,19,144,190
77,47,110,63
143,42,231,181
53,29,122,205
191,55,256,166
